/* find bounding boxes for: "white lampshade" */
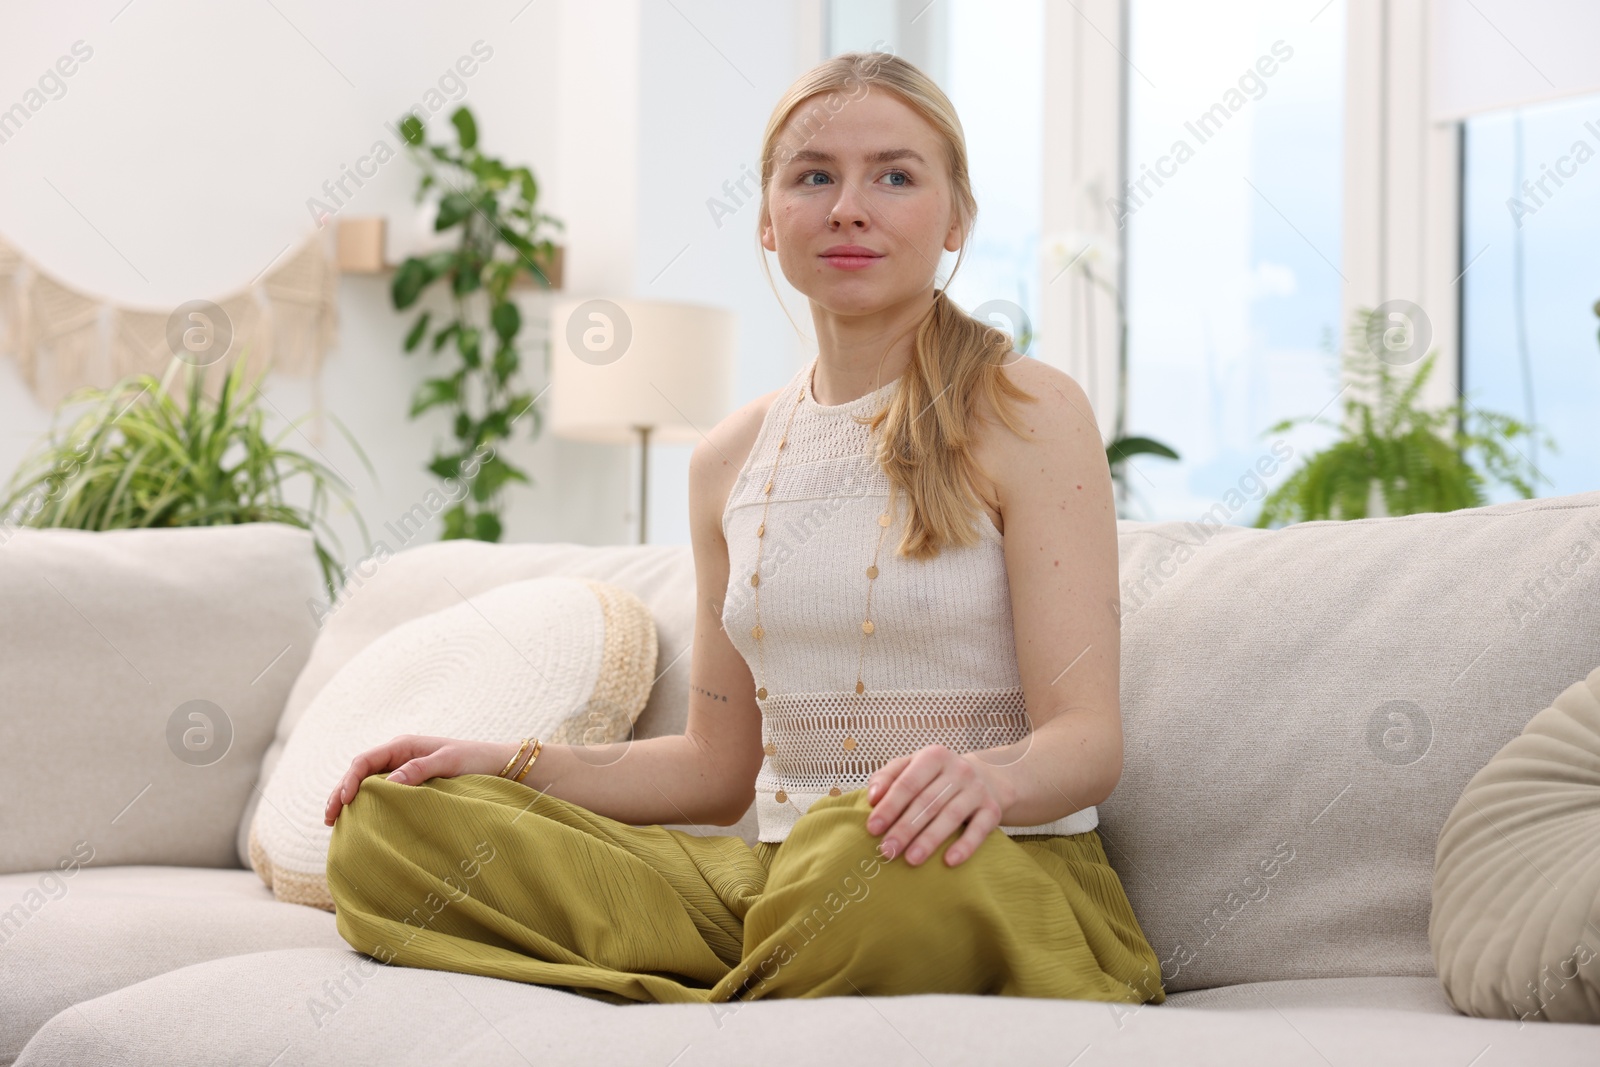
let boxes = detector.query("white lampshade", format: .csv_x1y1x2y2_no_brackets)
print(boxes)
549,298,736,445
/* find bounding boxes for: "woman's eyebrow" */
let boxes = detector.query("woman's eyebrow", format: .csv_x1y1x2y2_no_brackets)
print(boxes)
785,147,928,166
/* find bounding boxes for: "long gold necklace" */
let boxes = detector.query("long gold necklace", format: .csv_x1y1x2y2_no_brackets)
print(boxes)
749,370,895,808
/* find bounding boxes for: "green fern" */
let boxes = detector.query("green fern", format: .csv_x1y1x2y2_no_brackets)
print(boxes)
1255,309,1553,527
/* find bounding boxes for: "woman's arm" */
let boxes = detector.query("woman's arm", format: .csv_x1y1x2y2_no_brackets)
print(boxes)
325,731,734,827
971,359,1124,824
480,728,750,828
327,402,771,830
861,360,1123,865
508,425,766,824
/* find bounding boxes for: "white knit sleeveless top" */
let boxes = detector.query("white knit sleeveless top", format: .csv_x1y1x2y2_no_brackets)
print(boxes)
721,357,1100,844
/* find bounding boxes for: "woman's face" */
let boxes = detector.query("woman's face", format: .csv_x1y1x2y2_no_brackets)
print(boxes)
761,89,963,316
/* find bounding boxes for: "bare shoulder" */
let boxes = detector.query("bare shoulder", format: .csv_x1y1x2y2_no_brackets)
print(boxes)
990,356,1100,439
970,357,1105,525
689,387,782,540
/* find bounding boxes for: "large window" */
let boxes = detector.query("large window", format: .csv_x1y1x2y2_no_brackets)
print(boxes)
934,1,1044,337
1123,0,1346,522
1461,93,1600,502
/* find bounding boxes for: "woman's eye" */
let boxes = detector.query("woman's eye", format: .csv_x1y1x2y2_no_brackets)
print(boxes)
797,170,911,187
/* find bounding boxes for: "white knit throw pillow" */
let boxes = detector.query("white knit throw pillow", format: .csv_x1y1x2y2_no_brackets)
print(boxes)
249,576,657,910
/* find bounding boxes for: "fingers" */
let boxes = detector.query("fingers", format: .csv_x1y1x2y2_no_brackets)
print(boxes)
386,753,430,784
324,735,428,826
871,749,1000,867
893,772,964,865
865,750,938,837
941,803,1001,866
387,734,467,784
866,754,911,804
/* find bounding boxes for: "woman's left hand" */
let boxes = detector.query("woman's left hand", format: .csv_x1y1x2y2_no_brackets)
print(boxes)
864,744,1009,867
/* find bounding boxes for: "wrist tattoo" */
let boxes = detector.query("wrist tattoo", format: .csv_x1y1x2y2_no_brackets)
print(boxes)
692,684,729,703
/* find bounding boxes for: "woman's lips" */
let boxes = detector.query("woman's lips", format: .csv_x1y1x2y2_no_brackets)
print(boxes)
820,253,882,271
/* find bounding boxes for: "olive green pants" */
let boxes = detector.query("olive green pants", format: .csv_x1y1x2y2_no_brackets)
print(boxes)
325,772,1167,1006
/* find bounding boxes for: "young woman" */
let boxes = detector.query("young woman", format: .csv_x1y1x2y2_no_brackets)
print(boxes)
323,50,1165,1007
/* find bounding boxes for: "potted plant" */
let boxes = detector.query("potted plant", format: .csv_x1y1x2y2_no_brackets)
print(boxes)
1254,308,1553,526
0,352,372,600
391,105,564,542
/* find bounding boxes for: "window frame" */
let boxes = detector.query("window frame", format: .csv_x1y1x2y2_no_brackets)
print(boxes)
1039,1,1465,442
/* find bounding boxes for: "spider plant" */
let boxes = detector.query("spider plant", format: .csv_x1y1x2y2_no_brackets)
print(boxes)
0,352,374,600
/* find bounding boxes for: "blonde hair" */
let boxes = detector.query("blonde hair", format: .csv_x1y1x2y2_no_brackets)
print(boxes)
756,50,1037,561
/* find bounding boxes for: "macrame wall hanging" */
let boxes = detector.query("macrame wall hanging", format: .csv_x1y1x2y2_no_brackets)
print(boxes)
0,229,339,441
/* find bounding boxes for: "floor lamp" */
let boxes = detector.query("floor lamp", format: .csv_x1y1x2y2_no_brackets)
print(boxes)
548,298,736,545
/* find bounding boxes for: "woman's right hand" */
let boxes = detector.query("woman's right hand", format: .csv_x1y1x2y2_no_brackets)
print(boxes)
324,734,518,826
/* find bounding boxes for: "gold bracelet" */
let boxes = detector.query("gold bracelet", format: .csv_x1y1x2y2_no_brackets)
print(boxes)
512,738,543,783
498,737,532,778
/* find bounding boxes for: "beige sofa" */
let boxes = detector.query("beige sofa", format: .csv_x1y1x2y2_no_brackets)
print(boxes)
3,491,1599,1065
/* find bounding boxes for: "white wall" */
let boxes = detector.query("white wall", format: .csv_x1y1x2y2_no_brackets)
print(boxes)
0,0,816,562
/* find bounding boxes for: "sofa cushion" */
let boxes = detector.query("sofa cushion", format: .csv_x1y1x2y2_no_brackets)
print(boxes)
1431,662,1600,1023
0,866,344,1067
18,946,1600,1067
1100,489,1600,993
1164,975,1458,1014
17,947,602,1067
236,539,757,866
0,524,321,874
249,576,658,910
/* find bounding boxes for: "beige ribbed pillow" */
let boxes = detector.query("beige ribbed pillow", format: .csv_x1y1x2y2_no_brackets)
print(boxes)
249,576,657,910
1431,663,1600,1023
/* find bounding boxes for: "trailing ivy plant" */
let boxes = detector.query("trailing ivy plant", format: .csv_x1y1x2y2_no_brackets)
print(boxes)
392,105,563,542
0,352,373,601
1254,308,1554,526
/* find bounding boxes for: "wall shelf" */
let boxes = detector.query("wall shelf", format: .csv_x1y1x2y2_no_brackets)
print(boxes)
335,217,563,290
